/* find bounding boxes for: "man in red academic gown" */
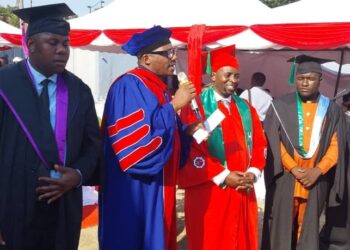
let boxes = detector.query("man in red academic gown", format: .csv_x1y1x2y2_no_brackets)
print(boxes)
178,45,267,250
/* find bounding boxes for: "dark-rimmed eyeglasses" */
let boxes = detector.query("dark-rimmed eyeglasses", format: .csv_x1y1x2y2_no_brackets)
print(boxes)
148,48,177,59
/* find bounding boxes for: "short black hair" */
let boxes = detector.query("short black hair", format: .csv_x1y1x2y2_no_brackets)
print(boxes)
0,56,9,65
251,72,266,87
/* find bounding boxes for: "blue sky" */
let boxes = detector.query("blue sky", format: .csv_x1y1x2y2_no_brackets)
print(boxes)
1,0,113,17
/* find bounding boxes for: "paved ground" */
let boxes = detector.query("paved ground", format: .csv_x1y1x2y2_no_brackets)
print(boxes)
79,189,265,250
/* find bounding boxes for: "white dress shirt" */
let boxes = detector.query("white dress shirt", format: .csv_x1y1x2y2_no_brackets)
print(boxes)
240,86,272,121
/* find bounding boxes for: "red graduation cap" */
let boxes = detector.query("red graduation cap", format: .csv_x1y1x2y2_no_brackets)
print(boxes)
207,45,240,73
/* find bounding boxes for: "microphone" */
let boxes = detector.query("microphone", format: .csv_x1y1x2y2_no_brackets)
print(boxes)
177,72,201,119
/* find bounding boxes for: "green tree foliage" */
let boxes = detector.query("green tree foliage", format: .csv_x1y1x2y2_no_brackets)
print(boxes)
0,5,19,27
260,0,299,8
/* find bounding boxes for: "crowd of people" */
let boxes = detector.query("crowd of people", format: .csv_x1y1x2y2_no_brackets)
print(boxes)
0,56,23,67
0,3,349,250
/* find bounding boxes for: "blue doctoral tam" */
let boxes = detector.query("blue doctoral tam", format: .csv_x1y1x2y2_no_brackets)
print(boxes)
122,25,172,56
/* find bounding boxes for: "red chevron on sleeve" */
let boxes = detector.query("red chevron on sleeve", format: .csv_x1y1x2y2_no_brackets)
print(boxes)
119,137,163,171
108,109,145,137
112,124,150,155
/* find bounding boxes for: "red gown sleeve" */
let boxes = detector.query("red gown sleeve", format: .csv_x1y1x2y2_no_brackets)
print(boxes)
178,101,226,188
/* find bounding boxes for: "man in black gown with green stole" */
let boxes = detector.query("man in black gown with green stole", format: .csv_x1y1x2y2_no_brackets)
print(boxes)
262,55,348,250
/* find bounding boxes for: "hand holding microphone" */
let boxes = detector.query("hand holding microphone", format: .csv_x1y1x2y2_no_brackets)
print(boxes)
175,72,201,119
176,72,213,144
171,72,196,112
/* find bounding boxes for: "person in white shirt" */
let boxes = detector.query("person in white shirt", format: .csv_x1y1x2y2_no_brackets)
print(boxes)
240,72,272,121
240,72,272,200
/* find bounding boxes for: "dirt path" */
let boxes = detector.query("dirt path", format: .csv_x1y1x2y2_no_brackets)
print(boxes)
79,189,265,250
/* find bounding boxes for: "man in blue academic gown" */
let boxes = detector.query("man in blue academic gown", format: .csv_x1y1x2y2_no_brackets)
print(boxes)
99,26,197,250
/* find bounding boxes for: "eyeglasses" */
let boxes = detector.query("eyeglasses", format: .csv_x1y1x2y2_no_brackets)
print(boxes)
148,48,177,59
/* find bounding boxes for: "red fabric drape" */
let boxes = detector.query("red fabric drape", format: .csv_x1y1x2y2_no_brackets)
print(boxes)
104,25,247,94
172,25,247,44
0,46,11,51
251,23,350,50
69,30,102,47
187,25,206,94
1,30,102,47
5,23,350,51
104,29,146,45
104,25,247,46
0,33,22,46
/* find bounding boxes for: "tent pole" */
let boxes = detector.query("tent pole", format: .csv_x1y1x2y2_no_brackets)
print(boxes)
334,49,345,97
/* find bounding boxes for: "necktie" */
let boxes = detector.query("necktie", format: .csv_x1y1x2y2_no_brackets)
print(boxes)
40,79,51,124
221,99,231,115
221,99,230,110
39,79,57,170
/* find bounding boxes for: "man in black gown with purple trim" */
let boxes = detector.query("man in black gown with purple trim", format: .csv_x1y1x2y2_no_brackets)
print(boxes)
0,3,100,250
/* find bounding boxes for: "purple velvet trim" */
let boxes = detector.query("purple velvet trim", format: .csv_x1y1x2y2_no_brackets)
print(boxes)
24,59,68,166
55,75,68,165
0,89,49,167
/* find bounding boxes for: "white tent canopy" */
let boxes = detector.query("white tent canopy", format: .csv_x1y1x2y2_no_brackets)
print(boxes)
69,0,276,51
0,20,20,35
71,0,270,29
261,0,350,97
68,0,350,52
216,0,350,50
66,0,350,101
0,20,21,47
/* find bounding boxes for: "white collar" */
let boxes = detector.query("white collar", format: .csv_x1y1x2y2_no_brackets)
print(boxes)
214,90,231,103
27,58,57,84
